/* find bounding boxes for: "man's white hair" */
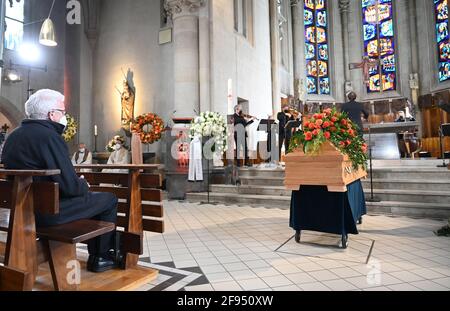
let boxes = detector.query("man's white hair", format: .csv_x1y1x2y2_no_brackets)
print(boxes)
25,89,65,120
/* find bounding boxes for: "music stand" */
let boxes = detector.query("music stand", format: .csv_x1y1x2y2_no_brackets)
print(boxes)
258,119,277,165
366,126,380,203
439,123,450,166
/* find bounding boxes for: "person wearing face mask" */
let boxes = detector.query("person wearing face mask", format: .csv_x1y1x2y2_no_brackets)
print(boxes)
103,136,130,174
1,89,122,273
71,143,93,173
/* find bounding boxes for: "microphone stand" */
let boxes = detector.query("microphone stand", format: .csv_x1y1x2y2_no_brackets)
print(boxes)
437,111,447,168
366,125,380,203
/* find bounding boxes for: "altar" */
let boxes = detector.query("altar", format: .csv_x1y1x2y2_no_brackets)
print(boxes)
363,121,420,160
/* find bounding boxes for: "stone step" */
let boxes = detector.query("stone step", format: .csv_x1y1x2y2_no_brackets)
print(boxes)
185,192,291,209
241,176,450,191
364,189,450,204
238,168,450,182
366,201,450,219
361,179,450,191
210,184,450,204
185,193,450,219
368,168,450,181
240,177,285,187
238,168,285,179
210,184,290,196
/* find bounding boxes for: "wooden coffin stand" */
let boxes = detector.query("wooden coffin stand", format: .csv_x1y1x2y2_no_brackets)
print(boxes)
284,142,367,193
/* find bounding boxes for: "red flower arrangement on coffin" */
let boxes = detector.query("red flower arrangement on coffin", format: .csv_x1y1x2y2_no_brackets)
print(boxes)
289,108,368,170
131,113,165,144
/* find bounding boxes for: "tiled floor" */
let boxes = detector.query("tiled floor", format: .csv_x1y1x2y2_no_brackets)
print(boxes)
135,201,449,291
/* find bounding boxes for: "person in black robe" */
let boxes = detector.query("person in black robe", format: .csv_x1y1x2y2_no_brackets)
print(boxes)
1,89,120,273
341,92,369,136
277,105,295,158
233,105,254,167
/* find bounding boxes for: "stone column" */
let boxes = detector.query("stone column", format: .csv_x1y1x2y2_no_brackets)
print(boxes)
291,0,302,99
407,0,422,137
339,0,352,94
165,0,203,118
269,0,281,115
198,0,211,113
0,0,6,95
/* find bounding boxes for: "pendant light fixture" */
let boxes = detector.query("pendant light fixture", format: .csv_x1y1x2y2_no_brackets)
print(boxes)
39,0,57,47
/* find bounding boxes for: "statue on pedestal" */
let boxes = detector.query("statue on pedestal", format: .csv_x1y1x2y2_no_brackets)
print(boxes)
120,80,135,127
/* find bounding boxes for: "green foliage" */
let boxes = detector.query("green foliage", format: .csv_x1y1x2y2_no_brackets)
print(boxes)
289,108,368,170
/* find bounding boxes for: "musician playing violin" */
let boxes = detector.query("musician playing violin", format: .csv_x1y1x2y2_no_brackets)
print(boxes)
233,104,256,167
277,105,296,157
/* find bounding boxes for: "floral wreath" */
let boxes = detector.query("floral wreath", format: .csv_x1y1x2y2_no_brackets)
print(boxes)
62,114,77,142
132,113,165,144
289,108,368,170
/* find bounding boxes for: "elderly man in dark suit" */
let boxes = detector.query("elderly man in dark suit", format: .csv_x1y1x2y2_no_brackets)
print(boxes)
341,92,369,136
1,89,121,273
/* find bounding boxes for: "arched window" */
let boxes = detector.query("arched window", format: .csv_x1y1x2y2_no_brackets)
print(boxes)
304,0,330,95
361,0,396,93
4,0,25,50
434,0,450,83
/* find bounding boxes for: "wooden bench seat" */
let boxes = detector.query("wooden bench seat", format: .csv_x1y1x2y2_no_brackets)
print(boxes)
36,220,115,244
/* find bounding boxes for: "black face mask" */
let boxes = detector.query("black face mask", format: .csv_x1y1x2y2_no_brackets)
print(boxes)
284,110,289,113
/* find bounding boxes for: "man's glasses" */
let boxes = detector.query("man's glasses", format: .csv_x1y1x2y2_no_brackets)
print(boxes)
51,109,66,115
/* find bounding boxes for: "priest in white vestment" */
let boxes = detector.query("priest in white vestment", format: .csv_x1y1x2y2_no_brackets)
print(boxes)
103,136,130,174
72,143,93,172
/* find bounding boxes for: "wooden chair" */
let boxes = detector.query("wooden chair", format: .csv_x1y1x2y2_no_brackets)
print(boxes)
368,114,383,124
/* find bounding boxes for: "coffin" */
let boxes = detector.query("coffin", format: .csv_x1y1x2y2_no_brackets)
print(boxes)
284,142,367,192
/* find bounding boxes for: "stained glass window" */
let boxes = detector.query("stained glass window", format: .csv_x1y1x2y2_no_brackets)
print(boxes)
434,0,450,83
4,0,25,50
304,0,330,95
361,0,397,93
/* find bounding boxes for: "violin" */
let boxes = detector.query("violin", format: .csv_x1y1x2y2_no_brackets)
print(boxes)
241,113,258,120
284,109,301,120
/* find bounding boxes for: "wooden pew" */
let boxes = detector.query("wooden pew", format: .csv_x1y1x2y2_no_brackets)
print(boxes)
0,170,117,291
74,164,164,268
0,165,163,290
0,169,61,290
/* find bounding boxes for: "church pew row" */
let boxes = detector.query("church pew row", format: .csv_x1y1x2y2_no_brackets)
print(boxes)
0,166,163,291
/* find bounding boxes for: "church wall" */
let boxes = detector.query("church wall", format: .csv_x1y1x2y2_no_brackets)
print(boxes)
78,24,94,149
347,0,412,103
294,0,345,105
210,0,273,118
417,0,450,95
278,1,294,98
93,0,173,153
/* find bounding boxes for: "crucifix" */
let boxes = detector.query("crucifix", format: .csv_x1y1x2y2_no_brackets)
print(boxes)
349,56,379,86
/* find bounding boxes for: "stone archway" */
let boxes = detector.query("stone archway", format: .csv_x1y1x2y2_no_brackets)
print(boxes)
0,96,26,129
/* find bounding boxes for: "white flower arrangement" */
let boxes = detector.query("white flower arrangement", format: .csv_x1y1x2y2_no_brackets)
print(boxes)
190,112,228,153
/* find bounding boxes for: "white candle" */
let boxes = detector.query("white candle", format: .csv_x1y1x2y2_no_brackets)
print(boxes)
227,78,233,115
94,125,98,136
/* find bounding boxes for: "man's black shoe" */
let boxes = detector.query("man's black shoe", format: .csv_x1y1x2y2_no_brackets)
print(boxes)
87,253,118,273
